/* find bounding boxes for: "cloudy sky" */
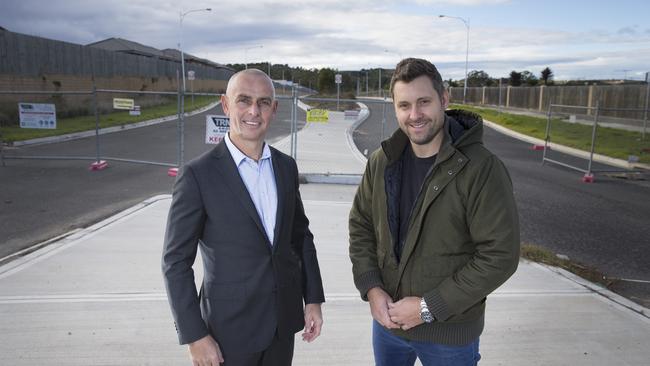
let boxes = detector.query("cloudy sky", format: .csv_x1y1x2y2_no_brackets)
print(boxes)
2,0,649,81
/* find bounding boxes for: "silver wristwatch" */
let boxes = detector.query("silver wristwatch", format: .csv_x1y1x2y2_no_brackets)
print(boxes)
420,297,434,323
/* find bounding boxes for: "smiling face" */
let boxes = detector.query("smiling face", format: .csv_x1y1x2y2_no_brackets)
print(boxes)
392,75,449,157
221,70,277,154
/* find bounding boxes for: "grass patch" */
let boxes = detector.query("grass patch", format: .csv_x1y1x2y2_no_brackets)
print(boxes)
521,243,615,288
303,93,359,112
452,104,650,164
0,96,218,143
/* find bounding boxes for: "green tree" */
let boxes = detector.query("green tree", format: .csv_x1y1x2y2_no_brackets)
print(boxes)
540,67,554,85
521,70,539,86
509,71,522,86
446,78,459,87
318,68,337,94
467,70,495,86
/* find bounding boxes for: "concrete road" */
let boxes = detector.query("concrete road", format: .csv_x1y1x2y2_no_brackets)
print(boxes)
353,99,650,308
0,99,305,259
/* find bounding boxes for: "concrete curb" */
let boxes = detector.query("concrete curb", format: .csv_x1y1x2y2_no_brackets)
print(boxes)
0,195,171,277
527,259,650,319
482,119,650,171
345,102,371,164
10,101,220,147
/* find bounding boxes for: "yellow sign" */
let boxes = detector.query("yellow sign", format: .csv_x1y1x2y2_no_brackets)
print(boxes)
113,98,135,110
306,109,329,123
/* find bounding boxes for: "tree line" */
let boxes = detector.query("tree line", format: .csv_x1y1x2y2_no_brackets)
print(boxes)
454,67,554,87
228,62,392,95
228,63,556,94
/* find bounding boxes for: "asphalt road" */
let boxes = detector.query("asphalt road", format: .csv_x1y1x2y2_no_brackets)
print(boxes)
353,99,650,308
2,97,649,308
0,100,305,260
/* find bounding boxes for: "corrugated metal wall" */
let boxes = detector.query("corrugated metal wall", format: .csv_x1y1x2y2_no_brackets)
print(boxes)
0,30,232,81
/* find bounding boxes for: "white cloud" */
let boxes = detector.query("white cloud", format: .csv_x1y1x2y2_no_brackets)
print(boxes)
0,0,648,80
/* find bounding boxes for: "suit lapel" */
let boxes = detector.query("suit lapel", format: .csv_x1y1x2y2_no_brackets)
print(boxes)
212,142,269,244
270,148,286,249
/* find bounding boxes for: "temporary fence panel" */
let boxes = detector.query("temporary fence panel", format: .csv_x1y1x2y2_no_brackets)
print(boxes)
541,103,646,182
0,88,221,174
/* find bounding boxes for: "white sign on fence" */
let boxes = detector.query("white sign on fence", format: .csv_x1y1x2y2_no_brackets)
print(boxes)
113,98,135,110
18,103,57,129
129,105,141,116
188,70,195,81
335,74,342,84
205,115,230,144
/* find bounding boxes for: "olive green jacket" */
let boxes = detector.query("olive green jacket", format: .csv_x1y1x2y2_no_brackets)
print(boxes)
349,110,520,345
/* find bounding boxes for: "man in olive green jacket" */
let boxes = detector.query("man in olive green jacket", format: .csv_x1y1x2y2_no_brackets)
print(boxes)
349,58,519,366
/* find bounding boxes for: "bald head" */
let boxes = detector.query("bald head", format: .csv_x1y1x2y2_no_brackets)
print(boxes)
226,69,275,100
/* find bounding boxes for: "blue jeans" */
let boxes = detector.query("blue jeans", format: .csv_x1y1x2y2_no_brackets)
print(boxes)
372,321,481,366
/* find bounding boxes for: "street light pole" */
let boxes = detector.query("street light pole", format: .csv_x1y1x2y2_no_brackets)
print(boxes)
177,7,210,170
384,49,402,97
179,8,211,93
244,45,263,70
439,15,469,104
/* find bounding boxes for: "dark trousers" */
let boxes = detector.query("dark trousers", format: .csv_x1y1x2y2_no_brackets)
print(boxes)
222,332,295,366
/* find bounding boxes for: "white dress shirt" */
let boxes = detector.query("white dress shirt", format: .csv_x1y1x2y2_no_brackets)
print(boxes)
224,133,278,244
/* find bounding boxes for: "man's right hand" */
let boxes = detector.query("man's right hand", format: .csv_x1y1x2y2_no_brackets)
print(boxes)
188,335,224,366
367,287,400,329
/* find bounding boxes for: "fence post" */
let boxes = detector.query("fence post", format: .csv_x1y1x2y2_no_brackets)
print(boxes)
381,96,387,142
176,69,182,169
643,74,649,139
92,81,101,165
586,101,600,177
587,84,594,116
180,77,186,169
498,79,503,113
291,86,298,159
481,86,486,105
538,85,545,111
543,103,552,164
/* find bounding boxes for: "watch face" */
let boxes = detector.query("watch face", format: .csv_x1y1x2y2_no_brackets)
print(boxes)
421,310,434,323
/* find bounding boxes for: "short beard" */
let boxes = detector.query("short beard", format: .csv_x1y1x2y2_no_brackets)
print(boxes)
404,118,444,146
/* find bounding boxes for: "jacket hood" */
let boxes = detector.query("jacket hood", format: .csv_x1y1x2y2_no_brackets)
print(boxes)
381,109,484,163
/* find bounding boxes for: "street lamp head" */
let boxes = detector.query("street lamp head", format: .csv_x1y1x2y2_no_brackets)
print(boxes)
439,15,445,18
206,8,212,11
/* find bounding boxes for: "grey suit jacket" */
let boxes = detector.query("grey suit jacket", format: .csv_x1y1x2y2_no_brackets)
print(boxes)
162,141,325,355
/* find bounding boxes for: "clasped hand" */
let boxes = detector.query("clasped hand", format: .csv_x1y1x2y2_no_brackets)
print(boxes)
367,287,423,331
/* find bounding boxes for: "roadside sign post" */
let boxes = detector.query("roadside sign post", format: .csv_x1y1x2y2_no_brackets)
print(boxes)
335,74,342,111
188,70,195,107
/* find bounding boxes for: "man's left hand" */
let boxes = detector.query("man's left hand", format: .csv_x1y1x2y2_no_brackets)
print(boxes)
387,296,423,331
302,303,323,342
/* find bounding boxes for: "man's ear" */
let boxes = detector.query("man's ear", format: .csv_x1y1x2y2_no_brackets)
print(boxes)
271,100,279,116
441,90,450,110
220,94,229,114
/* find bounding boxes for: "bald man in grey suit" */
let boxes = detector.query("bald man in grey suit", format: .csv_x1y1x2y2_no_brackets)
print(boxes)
162,69,325,366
